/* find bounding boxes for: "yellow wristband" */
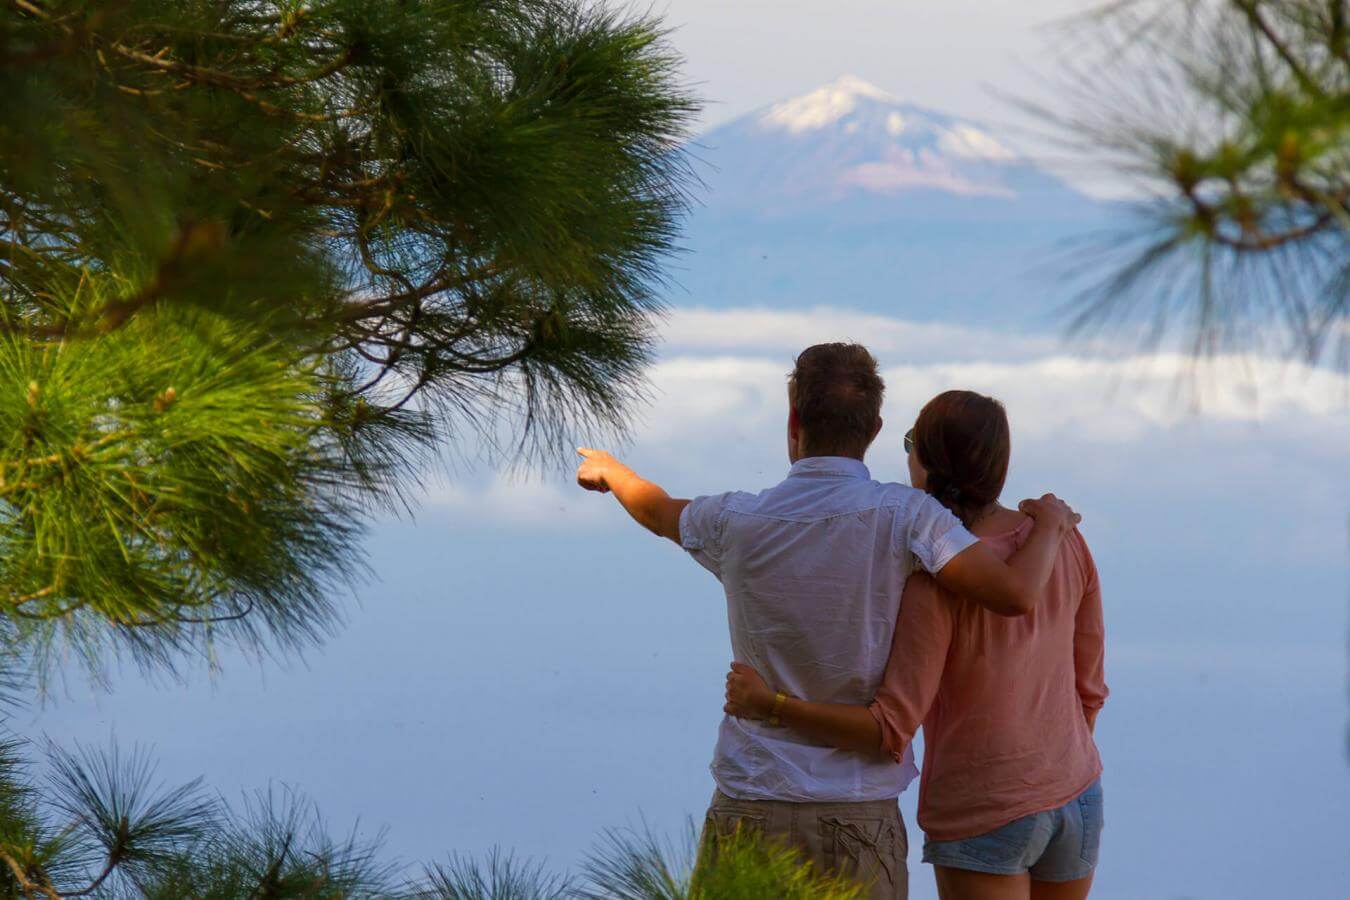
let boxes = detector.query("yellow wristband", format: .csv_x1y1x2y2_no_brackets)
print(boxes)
767,691,788,727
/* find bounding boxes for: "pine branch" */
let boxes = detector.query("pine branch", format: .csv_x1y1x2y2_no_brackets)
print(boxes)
1231,0,1325,96
1,0,699,671
1034,0,1350,364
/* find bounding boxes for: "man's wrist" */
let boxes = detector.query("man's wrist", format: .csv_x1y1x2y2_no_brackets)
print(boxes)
594,461,620,493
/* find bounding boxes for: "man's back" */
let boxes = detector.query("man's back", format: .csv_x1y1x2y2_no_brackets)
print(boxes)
680,456,975,802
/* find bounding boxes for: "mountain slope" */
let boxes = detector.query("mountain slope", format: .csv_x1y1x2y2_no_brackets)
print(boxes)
675,76,1112,327
696,75,1090,216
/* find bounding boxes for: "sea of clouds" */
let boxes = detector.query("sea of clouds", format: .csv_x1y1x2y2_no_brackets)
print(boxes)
428,306,1348,569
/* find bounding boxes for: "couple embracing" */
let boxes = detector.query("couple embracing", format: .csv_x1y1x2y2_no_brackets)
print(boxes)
575,343,1107,900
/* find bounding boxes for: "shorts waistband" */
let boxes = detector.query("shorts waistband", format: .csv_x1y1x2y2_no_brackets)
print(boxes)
712,789,900,814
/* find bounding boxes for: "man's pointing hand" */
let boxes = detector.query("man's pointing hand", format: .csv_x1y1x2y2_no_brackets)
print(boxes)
576,447,617,493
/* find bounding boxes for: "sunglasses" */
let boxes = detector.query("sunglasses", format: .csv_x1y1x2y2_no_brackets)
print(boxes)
904,428,915,455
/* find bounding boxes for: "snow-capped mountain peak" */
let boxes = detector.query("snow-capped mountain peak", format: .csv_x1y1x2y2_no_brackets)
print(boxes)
699,76,1084,211
759,74,900,133
754,76,1016,162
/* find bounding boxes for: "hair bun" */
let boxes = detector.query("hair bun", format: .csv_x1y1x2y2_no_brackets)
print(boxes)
927,470,962,505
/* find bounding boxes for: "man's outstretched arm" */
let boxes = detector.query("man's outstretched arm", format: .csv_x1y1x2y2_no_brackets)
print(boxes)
934,494,1080,617
576,448,689,544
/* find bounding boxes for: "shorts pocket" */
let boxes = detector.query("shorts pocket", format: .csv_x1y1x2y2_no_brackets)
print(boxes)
956,814,1037,867
697,806,768,874
706,807,767,839
818,815,900,892
696,804,772,885
1077,780,1105,865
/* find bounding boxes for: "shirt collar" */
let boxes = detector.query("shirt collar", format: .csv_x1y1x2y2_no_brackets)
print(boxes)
788,456,871,480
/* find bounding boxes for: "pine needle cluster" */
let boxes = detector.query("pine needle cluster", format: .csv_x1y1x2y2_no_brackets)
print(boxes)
578,823,865,900
1043,0,1348,365
0,0,699,670
0,738,865,898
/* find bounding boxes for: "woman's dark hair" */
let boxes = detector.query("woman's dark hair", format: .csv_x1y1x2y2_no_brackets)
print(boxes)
912,390,1011,527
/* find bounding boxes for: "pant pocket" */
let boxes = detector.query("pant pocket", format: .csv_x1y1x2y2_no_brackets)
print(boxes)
951,814,1037,868
696,806,769,876
706,807,767,839
1076,780,1105,865
818,815,900,893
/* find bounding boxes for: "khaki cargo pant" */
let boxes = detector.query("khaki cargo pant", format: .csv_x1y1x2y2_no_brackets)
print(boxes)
700,790,908,899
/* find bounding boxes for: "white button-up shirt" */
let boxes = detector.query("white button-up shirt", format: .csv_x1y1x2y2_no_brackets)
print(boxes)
680,456,977,802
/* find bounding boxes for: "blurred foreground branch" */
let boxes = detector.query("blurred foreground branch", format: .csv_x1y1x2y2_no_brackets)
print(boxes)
1040,0,1348,365
0,0,698,673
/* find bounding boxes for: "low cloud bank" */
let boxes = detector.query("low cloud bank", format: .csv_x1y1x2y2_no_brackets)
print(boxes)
420,307,1347,570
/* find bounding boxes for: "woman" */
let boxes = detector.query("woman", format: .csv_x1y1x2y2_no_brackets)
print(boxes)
724,390,1107,900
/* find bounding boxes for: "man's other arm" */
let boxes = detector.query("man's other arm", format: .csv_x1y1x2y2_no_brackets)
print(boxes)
933,494,1079,617
576,448,689,544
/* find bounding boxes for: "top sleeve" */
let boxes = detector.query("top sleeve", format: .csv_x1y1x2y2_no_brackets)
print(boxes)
904,494,979,574
1073,532,1109,714
868,573,954,762
679,492,734,579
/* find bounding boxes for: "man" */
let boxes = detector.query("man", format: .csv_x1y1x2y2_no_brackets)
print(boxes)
575,343,1078,898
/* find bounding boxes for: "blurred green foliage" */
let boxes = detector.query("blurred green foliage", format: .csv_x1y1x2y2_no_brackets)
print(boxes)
0,735,865,898
0,0,698,673
1046,0,1348,364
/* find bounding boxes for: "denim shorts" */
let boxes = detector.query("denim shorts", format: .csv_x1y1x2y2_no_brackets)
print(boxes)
922,778,1103,881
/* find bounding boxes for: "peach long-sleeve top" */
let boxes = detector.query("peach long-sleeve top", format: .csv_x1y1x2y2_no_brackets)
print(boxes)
868,518,1108,841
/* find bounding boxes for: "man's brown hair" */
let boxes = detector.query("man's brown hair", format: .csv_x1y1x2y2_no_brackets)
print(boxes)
787,343,885,459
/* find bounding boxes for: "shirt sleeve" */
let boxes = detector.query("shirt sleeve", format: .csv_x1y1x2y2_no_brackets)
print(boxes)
868,573,954,763
904,494,978,574
1073,532,1109,715
679,492,734,579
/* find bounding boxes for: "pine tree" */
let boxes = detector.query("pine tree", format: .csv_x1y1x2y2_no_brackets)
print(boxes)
1045,0,1348,364
0,0,697,672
